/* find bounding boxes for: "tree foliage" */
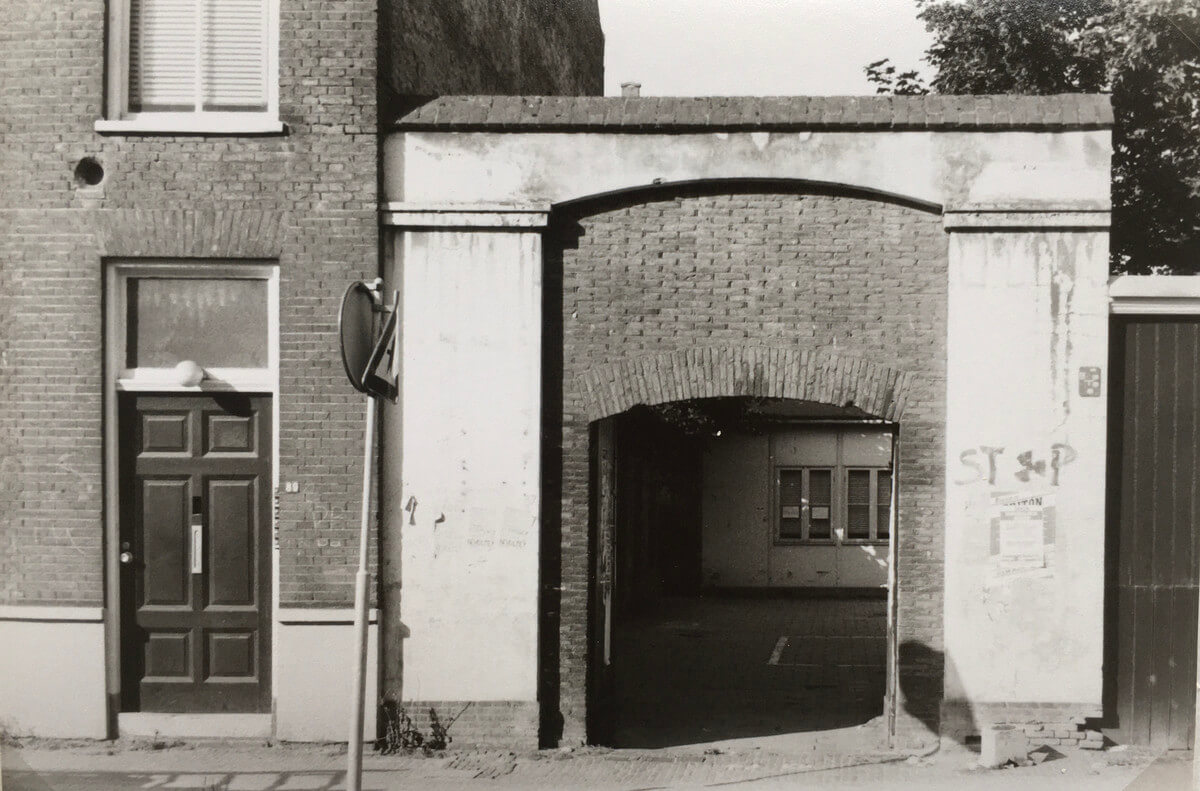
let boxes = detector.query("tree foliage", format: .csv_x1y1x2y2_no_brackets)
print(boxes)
868,0,1200,274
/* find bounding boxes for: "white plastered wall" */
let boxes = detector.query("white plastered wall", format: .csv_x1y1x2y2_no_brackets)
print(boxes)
275,610,378,742
943,228,1110,706
385,130,1110,210
381,228,542,703
0,610,107,737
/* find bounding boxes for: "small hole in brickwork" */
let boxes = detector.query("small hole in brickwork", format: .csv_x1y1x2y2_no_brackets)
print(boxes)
74,157,104,187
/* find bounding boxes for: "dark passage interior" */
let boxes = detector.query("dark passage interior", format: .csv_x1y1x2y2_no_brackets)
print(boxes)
598,401,888,748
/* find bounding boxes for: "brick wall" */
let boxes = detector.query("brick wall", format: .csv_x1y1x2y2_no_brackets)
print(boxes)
1,0,605,611
0,0,379,607
941,702,1106,750
545,185,949,740
389,701,540,750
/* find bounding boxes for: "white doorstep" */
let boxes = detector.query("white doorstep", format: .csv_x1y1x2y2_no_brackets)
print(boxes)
118,712,272,739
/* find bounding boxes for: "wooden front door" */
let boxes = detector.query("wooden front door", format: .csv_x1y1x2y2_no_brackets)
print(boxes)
1106,318,1200,748
119,393,272,713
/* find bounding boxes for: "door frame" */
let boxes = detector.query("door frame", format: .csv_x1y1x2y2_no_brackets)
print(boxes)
103,261,279,733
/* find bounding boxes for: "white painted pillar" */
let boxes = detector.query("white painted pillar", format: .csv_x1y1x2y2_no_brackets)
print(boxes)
381,206,547,707
942,211,1110,715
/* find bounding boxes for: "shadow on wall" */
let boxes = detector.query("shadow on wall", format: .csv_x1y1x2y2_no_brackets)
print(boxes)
538,223,566,748
899,640,973,745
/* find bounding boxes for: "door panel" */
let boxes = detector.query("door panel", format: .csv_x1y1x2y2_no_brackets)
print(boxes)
142,411,192,453
140,478,192,605
1107,318,1200,748
204,410,259,454
145,631,192,679
207,477,257,606
120,393,271,713
208,631,256,677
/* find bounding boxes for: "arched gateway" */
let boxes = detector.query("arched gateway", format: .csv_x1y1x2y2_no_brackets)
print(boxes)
545,181,941,746
380,95,1113,749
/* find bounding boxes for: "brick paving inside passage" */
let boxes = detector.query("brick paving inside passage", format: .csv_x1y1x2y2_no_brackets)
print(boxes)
613,595,887,747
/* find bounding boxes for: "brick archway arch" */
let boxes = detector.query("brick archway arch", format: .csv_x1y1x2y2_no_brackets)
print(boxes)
574,346,912,423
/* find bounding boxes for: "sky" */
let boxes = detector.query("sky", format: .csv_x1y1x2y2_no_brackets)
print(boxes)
598,0,934,97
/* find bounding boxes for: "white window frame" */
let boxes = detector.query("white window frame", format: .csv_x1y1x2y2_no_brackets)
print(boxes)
843,467,892,544
774,463,892,546
97,0,283,135
775,466,837,544
107,261,279,392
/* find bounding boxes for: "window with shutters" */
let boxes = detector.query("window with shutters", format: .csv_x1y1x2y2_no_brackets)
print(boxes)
98,0,282,134
845,468,891,542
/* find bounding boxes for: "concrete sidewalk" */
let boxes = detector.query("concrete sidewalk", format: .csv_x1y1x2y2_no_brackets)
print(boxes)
1,737,1167,791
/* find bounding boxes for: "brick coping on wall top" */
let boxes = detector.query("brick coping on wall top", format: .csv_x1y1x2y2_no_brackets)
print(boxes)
393,94,1113,132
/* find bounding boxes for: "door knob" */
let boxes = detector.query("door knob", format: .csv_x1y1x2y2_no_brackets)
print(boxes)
119,551,134,565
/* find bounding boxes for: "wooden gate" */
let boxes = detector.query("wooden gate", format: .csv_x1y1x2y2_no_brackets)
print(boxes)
1106,317,1200,748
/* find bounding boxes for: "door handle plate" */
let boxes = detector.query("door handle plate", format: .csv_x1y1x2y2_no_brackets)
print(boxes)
190,515,203,575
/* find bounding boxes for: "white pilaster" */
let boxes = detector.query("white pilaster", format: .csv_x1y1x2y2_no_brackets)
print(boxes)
942,213,1110,708
382,211,544,703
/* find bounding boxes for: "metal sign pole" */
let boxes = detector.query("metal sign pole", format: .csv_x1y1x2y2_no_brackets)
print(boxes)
347,394,377,791
337,279,396,791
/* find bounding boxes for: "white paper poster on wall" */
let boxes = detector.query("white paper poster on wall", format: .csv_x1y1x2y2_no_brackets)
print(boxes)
988,491,1056,584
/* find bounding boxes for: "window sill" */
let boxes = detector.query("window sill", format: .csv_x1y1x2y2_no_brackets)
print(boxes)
774,539,889,547
95,116,287,136
776,538,836,546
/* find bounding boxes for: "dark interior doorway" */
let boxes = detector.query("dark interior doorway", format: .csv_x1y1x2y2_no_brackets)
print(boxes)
1104,317,1200,749
589,400,889,747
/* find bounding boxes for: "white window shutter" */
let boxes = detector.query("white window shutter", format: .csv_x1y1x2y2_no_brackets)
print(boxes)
129,0,199,111
201,0,269,111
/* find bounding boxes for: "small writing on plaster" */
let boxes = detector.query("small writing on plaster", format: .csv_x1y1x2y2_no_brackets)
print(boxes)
499,507,528,548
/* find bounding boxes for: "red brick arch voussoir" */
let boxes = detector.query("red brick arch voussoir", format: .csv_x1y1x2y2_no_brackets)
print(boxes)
574,346,912,424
